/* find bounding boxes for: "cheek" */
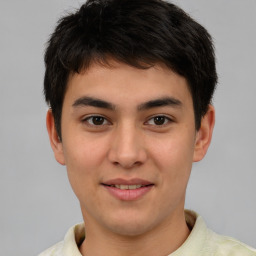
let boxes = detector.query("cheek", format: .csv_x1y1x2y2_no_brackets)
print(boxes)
63,134,108,169
148,130,195,185
62,137,108,197
151,134,194,167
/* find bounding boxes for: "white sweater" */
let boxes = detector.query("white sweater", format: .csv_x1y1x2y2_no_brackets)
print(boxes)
38,210,256,256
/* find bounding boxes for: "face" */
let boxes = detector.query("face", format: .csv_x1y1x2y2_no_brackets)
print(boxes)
47,61,214,237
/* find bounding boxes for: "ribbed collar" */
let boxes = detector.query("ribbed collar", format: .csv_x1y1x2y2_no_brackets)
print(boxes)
61,210,207,256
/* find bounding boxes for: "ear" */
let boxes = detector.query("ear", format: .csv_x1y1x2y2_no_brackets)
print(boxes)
46,109,66,165
193,105,215,162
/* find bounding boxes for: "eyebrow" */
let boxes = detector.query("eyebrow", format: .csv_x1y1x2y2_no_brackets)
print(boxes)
72,96,115,110
72,96,182,111
137,97,182,111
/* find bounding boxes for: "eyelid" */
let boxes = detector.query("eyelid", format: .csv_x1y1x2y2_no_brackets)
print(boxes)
145,114,174,126
82,114,112,126
81,114,174,127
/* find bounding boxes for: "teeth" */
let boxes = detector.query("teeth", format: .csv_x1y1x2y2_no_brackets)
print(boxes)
113,185,144,190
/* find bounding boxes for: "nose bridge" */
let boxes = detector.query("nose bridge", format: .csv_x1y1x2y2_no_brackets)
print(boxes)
108,121,146,168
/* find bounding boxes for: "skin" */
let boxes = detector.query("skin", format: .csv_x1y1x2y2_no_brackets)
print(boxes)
47,61,215,256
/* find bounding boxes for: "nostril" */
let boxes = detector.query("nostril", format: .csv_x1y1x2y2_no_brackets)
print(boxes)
113,160,143,169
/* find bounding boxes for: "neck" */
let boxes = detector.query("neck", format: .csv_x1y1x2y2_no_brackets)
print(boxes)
79,210,190,256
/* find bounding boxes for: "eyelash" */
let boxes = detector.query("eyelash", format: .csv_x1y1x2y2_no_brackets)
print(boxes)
82,115,111,127
82,115,173,128
145,115,173,126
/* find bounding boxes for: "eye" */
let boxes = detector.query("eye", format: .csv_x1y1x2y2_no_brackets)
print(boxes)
146,115,172,126
83,115,110,126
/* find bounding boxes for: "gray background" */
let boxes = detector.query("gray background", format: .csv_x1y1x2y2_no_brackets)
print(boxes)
0,0,255,255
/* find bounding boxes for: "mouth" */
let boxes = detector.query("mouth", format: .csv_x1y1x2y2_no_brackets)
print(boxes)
101,178,154,200
102,184,153,190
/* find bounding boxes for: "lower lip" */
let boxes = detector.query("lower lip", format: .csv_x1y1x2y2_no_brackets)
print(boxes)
103,185,153,201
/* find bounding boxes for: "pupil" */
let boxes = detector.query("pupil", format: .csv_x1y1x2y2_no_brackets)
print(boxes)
93,116,104,125
154,116,165,125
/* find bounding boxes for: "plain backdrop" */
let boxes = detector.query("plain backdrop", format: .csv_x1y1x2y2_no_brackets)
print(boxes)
0,0,255,255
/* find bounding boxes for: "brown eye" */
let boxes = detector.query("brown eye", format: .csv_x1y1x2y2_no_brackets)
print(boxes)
91,116,105,125
146,115,171,126
84,116,109,126
153,116,166,125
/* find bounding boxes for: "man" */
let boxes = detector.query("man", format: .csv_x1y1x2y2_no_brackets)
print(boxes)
40,0,256,255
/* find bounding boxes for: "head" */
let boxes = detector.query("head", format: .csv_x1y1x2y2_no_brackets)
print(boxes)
44,0,217,140
44,0,217,246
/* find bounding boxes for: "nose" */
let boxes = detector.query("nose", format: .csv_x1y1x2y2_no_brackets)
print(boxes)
107,123,147,169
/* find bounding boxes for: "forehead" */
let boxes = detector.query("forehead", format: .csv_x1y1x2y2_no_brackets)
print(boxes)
65,61,192,109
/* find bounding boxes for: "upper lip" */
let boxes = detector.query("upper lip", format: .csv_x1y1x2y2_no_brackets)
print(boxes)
102,178,153,186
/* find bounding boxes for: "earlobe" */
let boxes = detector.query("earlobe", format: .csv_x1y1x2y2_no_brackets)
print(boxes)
46,110,66,165
193,105,215,162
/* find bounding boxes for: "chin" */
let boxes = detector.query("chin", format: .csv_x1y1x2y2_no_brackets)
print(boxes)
109,222,152,237
104,213,156,237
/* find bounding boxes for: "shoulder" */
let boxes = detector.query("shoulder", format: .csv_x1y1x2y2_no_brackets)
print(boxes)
207,229,256,256
180,210,256,256
38,241,64,256
38,223,85,256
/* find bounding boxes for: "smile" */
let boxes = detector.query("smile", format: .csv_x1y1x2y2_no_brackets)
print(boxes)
102,179,154,201
106,184,148,190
